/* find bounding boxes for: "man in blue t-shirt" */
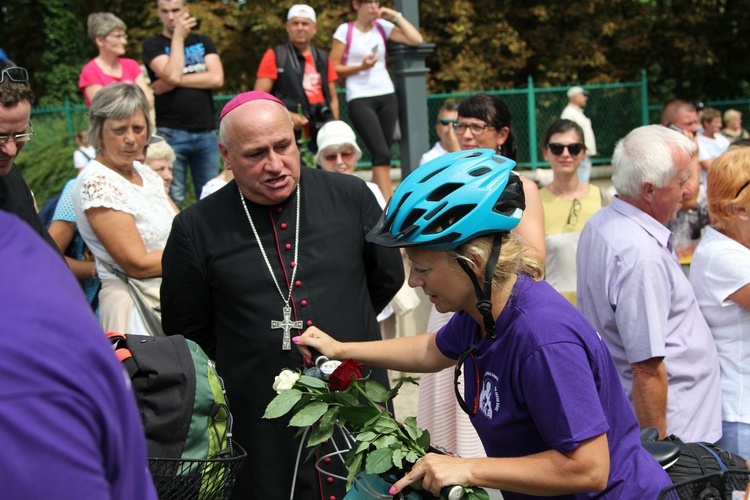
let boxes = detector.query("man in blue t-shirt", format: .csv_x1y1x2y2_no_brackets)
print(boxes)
142,0,224,208
0,211,157,499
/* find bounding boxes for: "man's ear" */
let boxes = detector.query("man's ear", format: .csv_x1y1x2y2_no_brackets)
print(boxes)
641,182,655,201
218,143,232,171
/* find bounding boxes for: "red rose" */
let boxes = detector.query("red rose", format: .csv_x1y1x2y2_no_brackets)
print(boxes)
328,359,363,391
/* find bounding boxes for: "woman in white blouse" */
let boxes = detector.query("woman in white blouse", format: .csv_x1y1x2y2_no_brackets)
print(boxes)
74,83,176,334
690,146,750,458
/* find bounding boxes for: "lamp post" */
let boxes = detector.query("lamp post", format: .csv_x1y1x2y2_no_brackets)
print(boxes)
391,0,434,179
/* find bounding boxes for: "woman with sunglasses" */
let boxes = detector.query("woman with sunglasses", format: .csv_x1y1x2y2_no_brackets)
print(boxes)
456,93,546,265
540,119,606,306
294,149,671,499
331,0,423,199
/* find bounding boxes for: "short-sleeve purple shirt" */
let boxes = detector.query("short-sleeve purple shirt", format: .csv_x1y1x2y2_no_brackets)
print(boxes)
436,275,670,499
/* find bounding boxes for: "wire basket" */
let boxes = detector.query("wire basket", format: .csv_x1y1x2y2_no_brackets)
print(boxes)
658,470,750,500
148,442,247,500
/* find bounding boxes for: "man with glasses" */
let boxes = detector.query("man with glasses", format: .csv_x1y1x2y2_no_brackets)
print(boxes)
577,125,722,443
0,65,58,251
419,99,459,166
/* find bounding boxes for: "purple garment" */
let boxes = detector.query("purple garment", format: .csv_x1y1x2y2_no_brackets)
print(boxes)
0,212,157,500
577,197,722,443
436,275,671,500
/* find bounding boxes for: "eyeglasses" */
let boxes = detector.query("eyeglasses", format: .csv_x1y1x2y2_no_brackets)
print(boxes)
439,118,457,126
547,143,585,156
566,198,582,227
454,122,494,135
736,179,750,199
322,149,355,163
0,121,35,145
454,344,480,417
0,67,29,84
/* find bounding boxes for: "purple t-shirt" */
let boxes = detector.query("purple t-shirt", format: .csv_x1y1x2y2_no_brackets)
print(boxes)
436,275,671,499
0,212,157,499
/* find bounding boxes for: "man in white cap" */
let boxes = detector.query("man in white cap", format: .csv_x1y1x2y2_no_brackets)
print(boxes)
561,85,597,183
161,91,402,500
254,4,339,159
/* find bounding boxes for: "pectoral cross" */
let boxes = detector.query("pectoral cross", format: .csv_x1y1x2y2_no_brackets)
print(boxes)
272,305,303,350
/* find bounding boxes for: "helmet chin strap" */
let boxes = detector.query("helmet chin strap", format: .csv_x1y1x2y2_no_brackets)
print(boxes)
456,233,505,340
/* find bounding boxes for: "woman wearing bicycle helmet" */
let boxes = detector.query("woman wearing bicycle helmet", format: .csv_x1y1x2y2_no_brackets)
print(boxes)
294,149,671,499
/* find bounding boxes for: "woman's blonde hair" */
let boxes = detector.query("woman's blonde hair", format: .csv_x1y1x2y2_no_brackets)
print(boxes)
452,232,543,297
723,109,742,124
707,147,750,233
145,140,176,164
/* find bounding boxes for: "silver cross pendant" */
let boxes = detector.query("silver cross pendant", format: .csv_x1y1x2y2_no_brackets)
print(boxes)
271,305,304,350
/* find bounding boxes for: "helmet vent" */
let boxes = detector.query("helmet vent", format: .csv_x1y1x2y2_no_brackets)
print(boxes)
427,182,461,202
419,166,448,183
493,175,526,215
402,208,427,231
423,204,474,234
468,166,491,177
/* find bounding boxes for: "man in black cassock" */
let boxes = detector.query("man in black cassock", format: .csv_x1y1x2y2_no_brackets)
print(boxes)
160,91,404,499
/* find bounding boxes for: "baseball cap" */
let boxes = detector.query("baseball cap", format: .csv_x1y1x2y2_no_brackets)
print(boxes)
287,4,316,23
567,86,589,98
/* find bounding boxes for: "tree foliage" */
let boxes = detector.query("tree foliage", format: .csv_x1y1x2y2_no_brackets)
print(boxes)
2,0,749,103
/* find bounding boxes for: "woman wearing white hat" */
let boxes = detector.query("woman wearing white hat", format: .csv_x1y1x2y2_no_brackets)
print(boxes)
317,120,422,339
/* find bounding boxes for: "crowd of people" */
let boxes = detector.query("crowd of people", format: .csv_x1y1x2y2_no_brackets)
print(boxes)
2,0,750,498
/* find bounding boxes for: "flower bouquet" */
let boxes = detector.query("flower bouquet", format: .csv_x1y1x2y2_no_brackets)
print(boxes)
263,359,489,499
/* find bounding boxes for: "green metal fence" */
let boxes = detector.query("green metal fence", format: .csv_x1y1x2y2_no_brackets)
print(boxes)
33,71,750,172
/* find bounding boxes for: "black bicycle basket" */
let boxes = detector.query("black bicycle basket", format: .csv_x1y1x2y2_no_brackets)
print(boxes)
148,441,247,500
658,470,750,500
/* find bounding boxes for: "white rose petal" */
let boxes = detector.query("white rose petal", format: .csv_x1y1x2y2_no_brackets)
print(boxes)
272,369,301,394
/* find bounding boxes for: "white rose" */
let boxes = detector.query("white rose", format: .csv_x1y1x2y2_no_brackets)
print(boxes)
272,369,300,394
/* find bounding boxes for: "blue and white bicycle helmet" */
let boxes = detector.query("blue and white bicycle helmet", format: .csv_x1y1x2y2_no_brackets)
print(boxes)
367,149,526,341
367,149,525,249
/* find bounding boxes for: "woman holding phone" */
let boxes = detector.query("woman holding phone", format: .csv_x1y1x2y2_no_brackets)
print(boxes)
330,0,423,199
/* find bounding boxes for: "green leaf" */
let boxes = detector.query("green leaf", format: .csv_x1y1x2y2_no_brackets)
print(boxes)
333,392,360,406
464,487,491,500
262,389,303,418
297,374,328,389
372,415,399,434
372,434,398,449
391,448,406,470
405,450,419,464
355,440,371,454
364,447,395,475
288,402,329,427
403,416,423,441
346,451,364,489
319,406,339,429
364,380,389,403
338,405,381,426
355,430,378,442
306,421,336,448
417,429,431,452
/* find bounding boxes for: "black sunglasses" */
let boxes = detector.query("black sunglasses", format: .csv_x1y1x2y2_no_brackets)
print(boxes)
0,67,29,84
454,344,480,417
439,118,457,126
547,142,585,156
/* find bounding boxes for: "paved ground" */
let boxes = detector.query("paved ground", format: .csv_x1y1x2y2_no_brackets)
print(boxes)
390,372,421,422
